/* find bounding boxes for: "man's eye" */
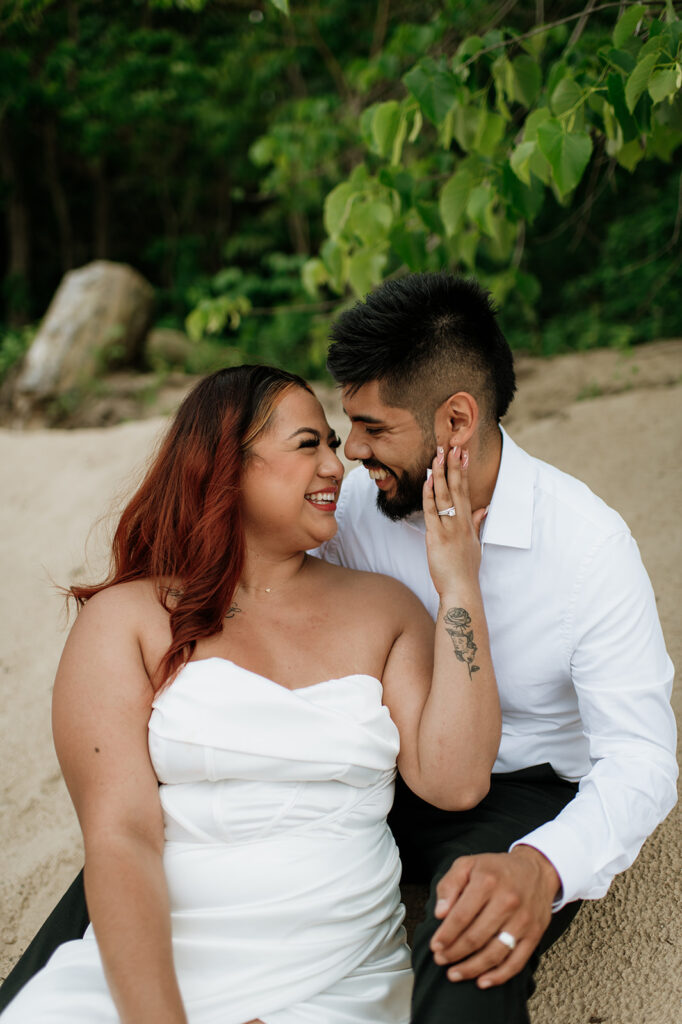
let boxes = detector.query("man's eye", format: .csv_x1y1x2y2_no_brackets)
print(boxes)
365,427,383,437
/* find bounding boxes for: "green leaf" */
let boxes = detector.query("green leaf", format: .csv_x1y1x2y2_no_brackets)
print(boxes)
302,258,327,298
372,101,401,158
523,107,552,142
616,137,645,170
473,108,506,157
389,223,428,271
501,163,544,221
348,199,394,246
348,248,387,298
536,119,593,197
510,141,536,186
602,47,636,74
648,68,678,104
625,52,659,112
267,0,290,14
452,103,480,151
323,182,356,239
607,73,639,141
449,229,479,269
649,114,682,159
510,55,542,108
455,35,484,61
466,182,496,237
320,239,347,294
404,58,459,125
550,76,583,117
439,167,474,236
613,4,646,48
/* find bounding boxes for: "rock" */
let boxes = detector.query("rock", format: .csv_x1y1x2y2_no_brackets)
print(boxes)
12,261,154,407
145,328,194,369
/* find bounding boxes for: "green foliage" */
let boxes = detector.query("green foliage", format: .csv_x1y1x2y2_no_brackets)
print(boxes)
0,324,34,382
305,2,682,313
2,0,681,379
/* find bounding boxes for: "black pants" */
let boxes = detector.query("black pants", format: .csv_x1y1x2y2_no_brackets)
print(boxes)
388,763,581,1024
0,764,580,1020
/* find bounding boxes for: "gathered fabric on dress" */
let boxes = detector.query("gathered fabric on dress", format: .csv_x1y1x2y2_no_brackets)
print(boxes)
2,658,412,1024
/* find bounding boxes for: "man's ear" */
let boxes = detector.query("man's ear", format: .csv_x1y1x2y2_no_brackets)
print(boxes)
434,392,479,449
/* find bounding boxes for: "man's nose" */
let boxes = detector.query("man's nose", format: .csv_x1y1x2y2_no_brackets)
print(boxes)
344,428,372,462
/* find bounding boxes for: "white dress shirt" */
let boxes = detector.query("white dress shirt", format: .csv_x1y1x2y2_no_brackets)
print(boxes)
314,429,677,909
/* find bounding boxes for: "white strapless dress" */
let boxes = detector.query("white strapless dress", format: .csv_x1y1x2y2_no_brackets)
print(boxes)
2,658,413,1023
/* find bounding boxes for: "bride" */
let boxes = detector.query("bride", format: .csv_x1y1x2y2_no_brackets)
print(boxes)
1,364,500,1024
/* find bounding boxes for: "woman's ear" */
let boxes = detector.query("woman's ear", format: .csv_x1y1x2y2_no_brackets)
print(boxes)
433,392,479,449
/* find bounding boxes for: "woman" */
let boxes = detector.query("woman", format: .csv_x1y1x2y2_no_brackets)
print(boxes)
1,365,500,1024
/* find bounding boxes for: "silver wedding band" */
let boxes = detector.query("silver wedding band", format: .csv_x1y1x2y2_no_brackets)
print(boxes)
437,506,457,517
496,930,516,952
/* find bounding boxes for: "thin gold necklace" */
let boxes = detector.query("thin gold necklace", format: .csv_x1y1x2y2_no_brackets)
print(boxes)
237,553,308,595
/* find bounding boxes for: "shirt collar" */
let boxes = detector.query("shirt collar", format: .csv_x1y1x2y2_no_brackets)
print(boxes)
481,427,535,549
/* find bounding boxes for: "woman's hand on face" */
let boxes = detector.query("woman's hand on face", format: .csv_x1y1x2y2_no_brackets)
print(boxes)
423,446,488,595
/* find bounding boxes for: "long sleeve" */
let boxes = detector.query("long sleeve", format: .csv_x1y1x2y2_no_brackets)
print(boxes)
512,530,677,909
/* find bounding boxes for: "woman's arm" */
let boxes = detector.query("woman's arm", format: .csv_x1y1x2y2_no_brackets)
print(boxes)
52,585,187,1024
382,447,501,811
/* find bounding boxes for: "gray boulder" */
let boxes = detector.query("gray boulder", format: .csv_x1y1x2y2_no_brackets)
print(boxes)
14,261,154,403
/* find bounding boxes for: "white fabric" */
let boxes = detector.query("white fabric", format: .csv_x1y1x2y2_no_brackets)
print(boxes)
313,428,677,909
2,659,412,1023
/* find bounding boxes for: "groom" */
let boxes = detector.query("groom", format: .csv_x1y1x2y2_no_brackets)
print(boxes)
314,272,677,1022
0,272,677,1024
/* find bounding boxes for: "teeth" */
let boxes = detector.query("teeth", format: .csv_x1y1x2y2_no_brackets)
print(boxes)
368,467,390,481
305,492,336,502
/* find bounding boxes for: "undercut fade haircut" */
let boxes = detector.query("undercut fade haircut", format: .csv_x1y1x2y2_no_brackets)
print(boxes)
327,272,516,433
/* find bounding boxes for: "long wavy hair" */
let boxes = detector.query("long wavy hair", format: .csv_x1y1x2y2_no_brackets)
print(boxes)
70,365,312,689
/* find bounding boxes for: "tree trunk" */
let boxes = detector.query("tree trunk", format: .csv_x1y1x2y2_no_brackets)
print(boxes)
91,161,110,259
0,118,31,327
44,120,74,272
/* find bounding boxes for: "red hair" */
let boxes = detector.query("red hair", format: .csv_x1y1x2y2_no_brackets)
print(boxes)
70,365,311,689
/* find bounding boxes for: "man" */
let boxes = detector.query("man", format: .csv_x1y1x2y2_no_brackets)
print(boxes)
0,272,677,1023
314,272,677,1022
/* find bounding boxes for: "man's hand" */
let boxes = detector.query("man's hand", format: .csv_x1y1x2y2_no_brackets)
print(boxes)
430,845,560,989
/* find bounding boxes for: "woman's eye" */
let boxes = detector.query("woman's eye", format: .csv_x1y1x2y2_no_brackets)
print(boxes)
330,437,341,450
298,438,320,449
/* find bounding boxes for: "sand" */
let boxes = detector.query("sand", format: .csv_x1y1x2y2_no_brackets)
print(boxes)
1,340,681,1022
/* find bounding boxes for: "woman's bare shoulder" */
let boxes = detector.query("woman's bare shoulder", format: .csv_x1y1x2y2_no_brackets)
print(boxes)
308,557,428,619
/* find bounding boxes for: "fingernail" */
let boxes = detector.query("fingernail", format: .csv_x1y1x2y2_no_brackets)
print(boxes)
448,970,462,982
437,446,445,465
478,979,492,989
433,952,447,965
435,898,449,916
450,445,459,457
462,450,469,469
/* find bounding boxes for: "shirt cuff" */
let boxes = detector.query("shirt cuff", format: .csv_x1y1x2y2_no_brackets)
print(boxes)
509,818,592,911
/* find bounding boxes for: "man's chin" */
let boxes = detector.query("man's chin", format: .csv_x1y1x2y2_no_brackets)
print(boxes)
376,489,423,522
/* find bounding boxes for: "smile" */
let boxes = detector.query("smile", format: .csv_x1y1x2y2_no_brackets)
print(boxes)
305,490,337,509
366,466,392,481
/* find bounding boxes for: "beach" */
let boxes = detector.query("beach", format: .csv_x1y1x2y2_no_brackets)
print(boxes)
1,340,680,1022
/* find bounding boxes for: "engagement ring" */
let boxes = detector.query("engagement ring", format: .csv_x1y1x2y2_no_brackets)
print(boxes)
437,506,457,517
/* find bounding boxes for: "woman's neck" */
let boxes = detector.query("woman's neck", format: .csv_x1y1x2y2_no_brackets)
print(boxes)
237,550,309,597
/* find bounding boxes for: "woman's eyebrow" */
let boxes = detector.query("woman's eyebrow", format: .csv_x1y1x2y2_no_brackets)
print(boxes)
287,427,321,439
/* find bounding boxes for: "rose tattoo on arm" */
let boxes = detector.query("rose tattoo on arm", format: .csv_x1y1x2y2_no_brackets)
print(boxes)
443,607,480,679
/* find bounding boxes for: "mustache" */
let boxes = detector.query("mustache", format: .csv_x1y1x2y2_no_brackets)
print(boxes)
362,460,396,478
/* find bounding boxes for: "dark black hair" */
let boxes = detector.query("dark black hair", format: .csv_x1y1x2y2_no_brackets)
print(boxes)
327,272,516,427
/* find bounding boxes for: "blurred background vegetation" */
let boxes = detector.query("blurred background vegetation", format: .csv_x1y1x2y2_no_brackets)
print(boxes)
1,0,680,382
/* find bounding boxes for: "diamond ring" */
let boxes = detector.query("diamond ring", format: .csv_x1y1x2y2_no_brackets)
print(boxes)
437,506,457,517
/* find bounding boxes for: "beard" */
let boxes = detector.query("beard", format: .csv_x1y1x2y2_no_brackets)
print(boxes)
369,439,434,522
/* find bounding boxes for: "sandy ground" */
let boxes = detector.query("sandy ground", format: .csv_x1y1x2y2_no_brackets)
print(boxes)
1,340,681,1022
